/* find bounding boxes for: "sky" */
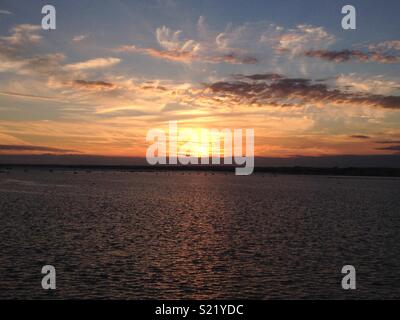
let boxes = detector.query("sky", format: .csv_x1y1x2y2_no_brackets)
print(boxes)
0,0,399,162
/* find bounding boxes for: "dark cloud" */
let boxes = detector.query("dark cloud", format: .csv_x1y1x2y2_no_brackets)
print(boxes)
141,84,167,91
233,73,283,81
303,49,400,63
205,73,400,109
73,80,116,89
218,53,258,65
0,144,78,153
350,135,370,139
375,140,400,144
376,145,400,151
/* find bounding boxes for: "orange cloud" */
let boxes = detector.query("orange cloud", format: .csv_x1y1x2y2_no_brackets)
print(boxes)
64,57,121,71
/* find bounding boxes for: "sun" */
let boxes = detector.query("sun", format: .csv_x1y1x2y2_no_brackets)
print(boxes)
175,127,224,158
175,128,209,157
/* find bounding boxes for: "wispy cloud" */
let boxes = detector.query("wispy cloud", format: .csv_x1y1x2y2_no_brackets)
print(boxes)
115,19,339,69
303,49,400,64
0,24,66,76
0,90,64,102
336,74,399,95
72,34,89,42
114,19,271,65
368,40,400,52
0,9,12,15
115,43,258,64
0,24,42,45
64,57,121,71
269,24,335,55
0,144,79,153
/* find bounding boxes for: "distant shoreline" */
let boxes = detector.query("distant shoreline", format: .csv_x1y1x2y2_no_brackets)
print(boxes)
1,164,400,177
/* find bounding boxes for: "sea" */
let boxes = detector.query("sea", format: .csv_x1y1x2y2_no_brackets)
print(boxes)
0,168,399,299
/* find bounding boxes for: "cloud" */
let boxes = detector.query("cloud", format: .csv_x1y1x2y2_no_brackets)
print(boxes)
0,90,64,102
205,73,400,110
72,80,116,90
215,22,334,62
116,45,196,63
215,53,258,64
72,34,89,42
95,107,154,118
0,9,12,15
21,53,66,75
115,44,258,65
0,50,66,75
0,24,66,76
303,49,400,64
0,144,78,153
0,24,121,95
375,140,400,144
233,73,283,81
336,74,399,95
0,24,42,45
162,102,193,112
350,135,370,139
115,20,336,67
64,57,121,71
0,24,129,110
115,20,262,65
113,20,339,69
368,40,400,52
376,145,400,151
156,25,198,52
268,24,335,55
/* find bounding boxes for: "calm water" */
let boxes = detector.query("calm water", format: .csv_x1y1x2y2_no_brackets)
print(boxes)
0,169,399,299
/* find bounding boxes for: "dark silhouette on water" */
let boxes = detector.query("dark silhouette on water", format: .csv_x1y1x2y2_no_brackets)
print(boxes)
1,164,400,177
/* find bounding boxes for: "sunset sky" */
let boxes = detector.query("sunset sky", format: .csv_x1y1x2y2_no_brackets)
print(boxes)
0,0,399,160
